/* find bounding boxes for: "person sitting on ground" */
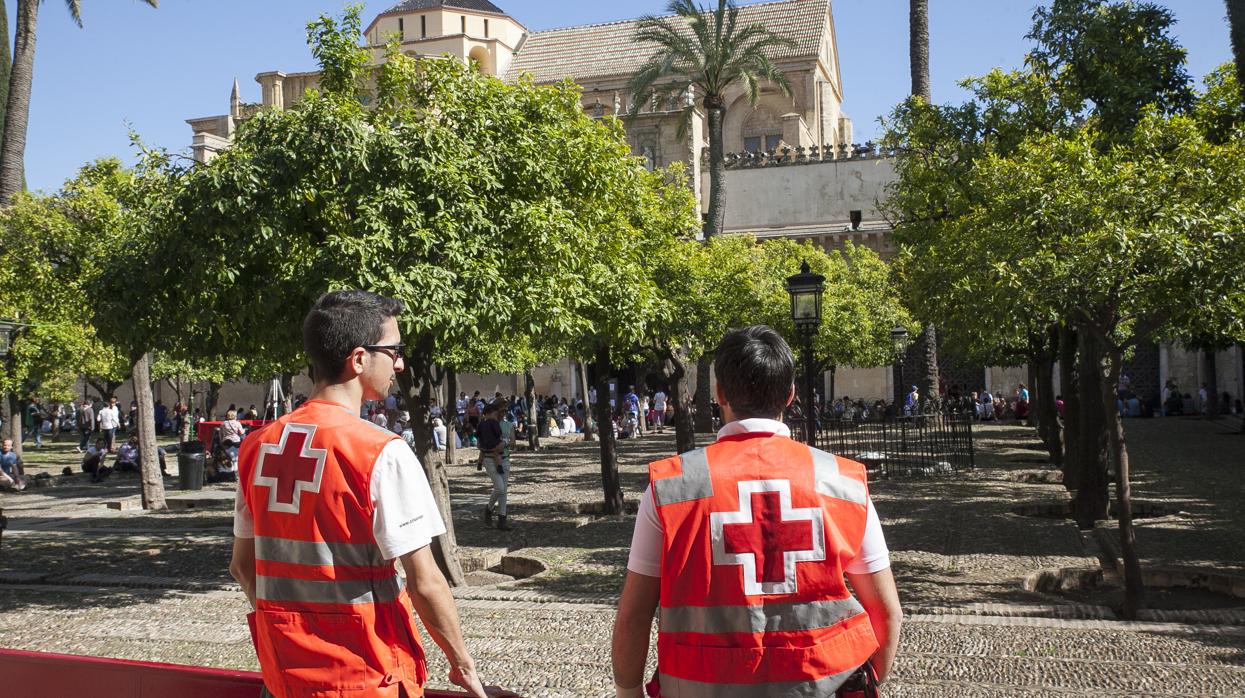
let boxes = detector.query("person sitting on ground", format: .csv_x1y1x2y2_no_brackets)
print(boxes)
0,439,28,491
115,437,141,473
432,417,447,451
82,438,113,482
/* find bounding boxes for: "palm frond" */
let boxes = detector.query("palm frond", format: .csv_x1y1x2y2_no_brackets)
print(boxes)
63,0,83,27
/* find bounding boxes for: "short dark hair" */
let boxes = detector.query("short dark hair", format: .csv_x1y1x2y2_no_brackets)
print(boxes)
303,290,404,382
712,325,795,419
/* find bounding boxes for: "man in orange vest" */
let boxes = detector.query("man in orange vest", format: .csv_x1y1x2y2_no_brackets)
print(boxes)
230,290,507,698
612,325,903,697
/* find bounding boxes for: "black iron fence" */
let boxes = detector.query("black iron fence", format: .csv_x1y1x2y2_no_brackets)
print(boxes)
789,411,975,478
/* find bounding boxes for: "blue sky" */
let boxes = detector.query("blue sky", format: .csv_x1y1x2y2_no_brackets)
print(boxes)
13,0,1234,193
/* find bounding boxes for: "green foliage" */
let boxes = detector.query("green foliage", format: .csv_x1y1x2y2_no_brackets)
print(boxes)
1193,62,1245,144
650,234,909,369
306,4,371,100
1026,0,1193,137
0,161,136,401
164,7,687,379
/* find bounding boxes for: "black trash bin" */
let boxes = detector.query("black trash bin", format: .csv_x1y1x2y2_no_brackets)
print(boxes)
178,441,206,491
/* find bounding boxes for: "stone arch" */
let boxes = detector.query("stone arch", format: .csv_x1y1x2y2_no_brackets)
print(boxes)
721,90,796,153
468,46,493,75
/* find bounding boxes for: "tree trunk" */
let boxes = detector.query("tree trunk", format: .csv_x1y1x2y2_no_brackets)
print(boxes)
578,360,596,442
87,378,123,402
1102,352,1144,619
0,0,37,205
445,369,458,466
1060,325,1079,489
0,4,11,144
3,391,20,457
1026,361,1039,428
917,324,940,408
595,344,623,515
524,370,539,451
661,345,697,454
910,0,931,102
396,355,465,587
1204,349,1219,419
1228,0,1245,94
703,98,727,239
1036,353,1062,467
131,352,166,510
1240,344,1245,434
1073,330,1109,528
693,354,714,433
205,381,221,421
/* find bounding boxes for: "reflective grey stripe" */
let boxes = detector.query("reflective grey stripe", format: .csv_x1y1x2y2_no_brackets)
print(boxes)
255,536,386,568
660,598,866,635
653,448,713,505
656,667,856,697
810,449,867,505
256,573,402,605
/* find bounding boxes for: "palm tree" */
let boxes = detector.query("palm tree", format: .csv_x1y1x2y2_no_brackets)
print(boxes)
631,0,793,433
910,0,930,102
0,0,158,206
908,0,940,407
1229,1,1245,92
629,0,794,240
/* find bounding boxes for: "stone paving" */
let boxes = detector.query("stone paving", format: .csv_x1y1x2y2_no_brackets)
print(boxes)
0,418,1242,696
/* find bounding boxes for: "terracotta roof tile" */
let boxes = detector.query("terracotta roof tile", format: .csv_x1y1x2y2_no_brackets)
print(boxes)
505,0,828,84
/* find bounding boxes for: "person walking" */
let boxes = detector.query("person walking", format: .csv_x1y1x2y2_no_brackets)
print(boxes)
612,325,902,697
230,290,508,698
23,398,43,448
97,397,121,452
651,388,667,433
77,398,96,452
477,401,511,531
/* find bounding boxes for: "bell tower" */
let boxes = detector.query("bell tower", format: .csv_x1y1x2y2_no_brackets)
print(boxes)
363,0,527,77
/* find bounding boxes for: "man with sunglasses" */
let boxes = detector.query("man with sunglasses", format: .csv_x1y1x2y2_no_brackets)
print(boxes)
231,290,506,698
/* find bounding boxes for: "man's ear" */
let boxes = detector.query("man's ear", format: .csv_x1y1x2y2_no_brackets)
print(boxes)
715,382,728,410
345,348,367,379
785,384,796,407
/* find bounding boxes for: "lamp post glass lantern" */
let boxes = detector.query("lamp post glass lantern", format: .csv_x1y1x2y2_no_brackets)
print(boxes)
786,262,825,446
0,320,14,358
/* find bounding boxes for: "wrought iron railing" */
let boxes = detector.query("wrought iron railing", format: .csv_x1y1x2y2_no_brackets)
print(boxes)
788,411,975,478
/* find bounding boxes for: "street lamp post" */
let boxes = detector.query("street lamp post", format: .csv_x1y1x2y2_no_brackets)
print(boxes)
786,261,825,446
891,325,910,416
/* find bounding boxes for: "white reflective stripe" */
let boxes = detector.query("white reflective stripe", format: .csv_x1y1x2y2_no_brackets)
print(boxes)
810,449,867,505
256,573,402,605
255,536,386,568
653,448,713,505
660,598,866,635
656,667,857,697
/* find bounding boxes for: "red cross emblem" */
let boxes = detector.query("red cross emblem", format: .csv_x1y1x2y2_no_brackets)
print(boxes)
711,480,825,595
253,423,328,515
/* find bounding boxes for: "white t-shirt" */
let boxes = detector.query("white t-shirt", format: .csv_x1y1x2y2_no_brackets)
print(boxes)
98,405,121,430
653,391,667,410
234,439,446,561
626,418,890,578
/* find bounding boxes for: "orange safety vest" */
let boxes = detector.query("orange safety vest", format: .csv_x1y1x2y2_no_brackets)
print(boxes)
238,399,427,698
648,431,879,697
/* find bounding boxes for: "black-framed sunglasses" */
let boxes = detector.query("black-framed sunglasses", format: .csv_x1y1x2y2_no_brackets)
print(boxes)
362,343,406,362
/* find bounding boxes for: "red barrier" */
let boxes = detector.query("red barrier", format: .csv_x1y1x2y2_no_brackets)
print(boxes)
0,648,472,698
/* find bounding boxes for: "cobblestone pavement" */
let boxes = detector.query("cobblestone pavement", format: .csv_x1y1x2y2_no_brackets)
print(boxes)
0,419,1242,695
0,584,1242,697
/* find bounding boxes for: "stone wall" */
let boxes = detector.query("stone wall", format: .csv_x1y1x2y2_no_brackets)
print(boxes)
705,154,896,231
